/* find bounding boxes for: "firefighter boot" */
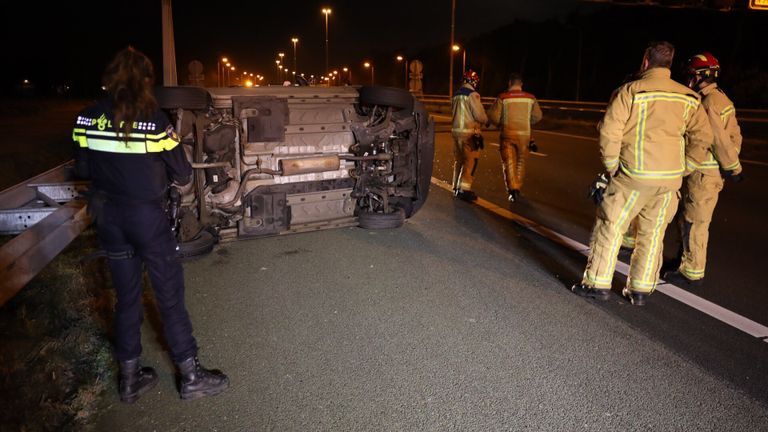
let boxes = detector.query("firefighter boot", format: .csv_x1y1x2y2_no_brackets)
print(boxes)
622,287,647,306
571,283,610,301
663,270,703,288
118,358,159,404
176,356,230,401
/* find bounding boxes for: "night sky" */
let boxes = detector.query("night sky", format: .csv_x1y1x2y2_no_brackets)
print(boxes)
2,0,767,105
1,0,581,93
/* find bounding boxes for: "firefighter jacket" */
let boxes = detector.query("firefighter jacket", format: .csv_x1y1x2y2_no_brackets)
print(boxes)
688,83,742,176
487,88,543,140
72,99,191,202
452,84,488,137
598,67,713,189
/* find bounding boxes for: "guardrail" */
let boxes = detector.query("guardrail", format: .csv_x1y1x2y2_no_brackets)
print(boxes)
418,94,768,123
0,162,91,307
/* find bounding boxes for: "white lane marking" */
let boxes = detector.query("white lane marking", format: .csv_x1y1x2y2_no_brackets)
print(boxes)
531,130,768,167
431,177,768,342
741,159,768,168
533,130,598,141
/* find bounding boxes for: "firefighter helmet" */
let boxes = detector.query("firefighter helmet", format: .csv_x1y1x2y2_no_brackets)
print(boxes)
462,70,479,89
687,52,720,80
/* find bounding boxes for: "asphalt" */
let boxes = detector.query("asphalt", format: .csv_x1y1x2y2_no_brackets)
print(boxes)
91,185,768,431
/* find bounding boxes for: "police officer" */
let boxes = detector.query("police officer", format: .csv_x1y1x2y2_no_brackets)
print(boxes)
571,41,713,306
451,70,488,202
487,73,543,202
73,47,229,402
664,52,743,287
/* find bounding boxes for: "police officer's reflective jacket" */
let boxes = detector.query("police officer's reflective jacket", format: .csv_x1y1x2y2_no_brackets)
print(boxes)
599,67,713,189
487,89,543,141
451,84,488,138
688,83,742,177
72,99,192,202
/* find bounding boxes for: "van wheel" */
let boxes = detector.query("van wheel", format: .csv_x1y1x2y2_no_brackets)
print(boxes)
177,230,216,260
357,207,406,229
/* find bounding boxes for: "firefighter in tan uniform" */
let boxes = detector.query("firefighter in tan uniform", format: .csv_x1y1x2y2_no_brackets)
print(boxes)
451,70,488,202
664,52,743,287
487,73,543,202
571,41,713,306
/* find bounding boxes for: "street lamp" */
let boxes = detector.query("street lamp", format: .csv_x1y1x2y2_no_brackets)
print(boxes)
364,61,374,85
291,37,299,72
396,55,409,90
342,67,350,85
322,8,332,74
230,66,236,86
452,44,466,74
218,57,229,87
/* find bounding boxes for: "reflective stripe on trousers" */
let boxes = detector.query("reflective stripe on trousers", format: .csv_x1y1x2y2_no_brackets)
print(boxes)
582,174,679,292
679,171,723,280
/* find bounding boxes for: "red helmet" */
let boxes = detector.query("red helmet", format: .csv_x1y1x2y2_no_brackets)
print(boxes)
687,52,720,80
463,70,479,88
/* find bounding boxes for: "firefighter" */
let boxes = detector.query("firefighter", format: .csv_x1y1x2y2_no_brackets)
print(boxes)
487,73,543,202
451,69,488,202
664,52,743,287
571,41,713,306
72,47,229,402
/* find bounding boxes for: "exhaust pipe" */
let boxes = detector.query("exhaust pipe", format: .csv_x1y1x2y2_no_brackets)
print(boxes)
279,155,340,176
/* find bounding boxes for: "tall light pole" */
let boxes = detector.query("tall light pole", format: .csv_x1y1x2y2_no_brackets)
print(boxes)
449,0,456,96
364,62,374,85
343,67,350,85
322,8,332,74
275,60,281,83
291,37,299,73
218,57,228,87
225,62,231,86
230,66,235,86
396,55,408,90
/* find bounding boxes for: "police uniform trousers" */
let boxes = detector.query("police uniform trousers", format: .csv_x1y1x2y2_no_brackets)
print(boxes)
678,171,723,281
500,134,529,192
582,173,679,293
98,199,198,363
452,134,480,191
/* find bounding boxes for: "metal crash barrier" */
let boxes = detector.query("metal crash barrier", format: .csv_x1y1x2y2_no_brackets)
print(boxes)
0,162,91,307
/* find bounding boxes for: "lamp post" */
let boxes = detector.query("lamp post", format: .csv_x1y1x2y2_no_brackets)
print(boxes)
291,37,299,72
230,66,235,86
322,8,332,74
452,44,466,75
218,57,228,87
396,55,408,90
276,60,282,83
342,67,350,85
364,62,374,85
449,0,456,96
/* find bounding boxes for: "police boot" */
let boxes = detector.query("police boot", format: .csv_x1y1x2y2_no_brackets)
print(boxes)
507,189,520,203
176,356,229,401
118,358,159,404
455,190,477,202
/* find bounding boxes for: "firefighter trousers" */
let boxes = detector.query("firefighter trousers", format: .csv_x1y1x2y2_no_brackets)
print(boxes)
500,135,529,192
452,134,481,191
582,173,679,293
98,199,198,364
678,171,723,281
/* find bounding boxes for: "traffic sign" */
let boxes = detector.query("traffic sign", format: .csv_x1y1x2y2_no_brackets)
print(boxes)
749,0,768,9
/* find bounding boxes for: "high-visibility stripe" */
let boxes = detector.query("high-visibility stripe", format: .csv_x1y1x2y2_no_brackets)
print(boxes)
604,158,619,170
680,267,705,280
722,161,741,171
634,92,699,107
84,135,178,153
640,190,673,288
635,101,648,169
604,190,640,284
620,164,684,179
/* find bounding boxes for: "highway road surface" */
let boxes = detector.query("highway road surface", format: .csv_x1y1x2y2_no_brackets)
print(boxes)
92,184,768,430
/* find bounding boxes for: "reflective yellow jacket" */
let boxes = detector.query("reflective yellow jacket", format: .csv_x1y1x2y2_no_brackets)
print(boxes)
691,83,742,176
487,88,543,143
451,84,488,138
599,68,713,189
